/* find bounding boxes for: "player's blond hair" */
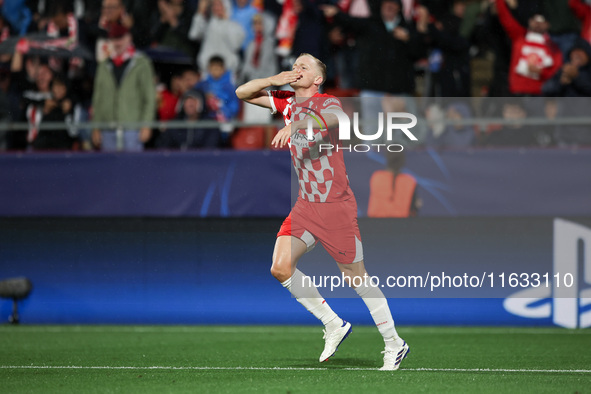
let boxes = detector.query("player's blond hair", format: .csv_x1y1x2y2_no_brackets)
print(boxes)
297,53,327,86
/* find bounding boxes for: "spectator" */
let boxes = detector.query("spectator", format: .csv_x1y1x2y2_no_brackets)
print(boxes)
195,55,240,122
93,0,135,62
495,0,563,96
0,14,13,69
291,0,328,61
381,95,427,149
124,0,160,48
538,98,557,147
569,0,591,46
238,13,276,84
275,0,297,57
238,13,277,125
325,23,356,89
231,0,258,51
543,37,591,97
0,14,13,46
481,99,545,147
33,74,77,150
324,0,368,88
322,0,426,143
156,72,183,121
10,50,37,99
481,0,512,97
157,88,221,148
91,23,156,151
420,1,471,97
21,61,53,150
542,37,591,146
152,0,195,58
156,66,198,121
541,0,580,56
323,0,425,95
427,102,475,148
367,151,420,218
43,0,86,78
45,1,78,46
179,66,200,90
0,66,11,150
1,0,32,36
188,0,245,74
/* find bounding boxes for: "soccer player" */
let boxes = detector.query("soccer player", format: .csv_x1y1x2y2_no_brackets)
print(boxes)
235,53,410,370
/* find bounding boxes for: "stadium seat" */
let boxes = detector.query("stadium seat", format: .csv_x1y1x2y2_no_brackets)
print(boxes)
231,126,266,150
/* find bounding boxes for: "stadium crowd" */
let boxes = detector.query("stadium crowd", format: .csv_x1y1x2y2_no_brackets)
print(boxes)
0,0,590,151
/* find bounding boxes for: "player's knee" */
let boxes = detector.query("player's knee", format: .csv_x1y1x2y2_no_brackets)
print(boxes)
270,265,291,282
270,257,291,282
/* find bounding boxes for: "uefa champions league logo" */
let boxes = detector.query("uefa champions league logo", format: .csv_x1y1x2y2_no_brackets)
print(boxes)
504,219,591,328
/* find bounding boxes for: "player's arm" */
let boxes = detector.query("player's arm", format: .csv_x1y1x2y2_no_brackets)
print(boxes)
235,71,301,108
271,111,341,148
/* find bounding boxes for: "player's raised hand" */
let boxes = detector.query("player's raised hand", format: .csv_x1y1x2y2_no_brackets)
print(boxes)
268,71,301,86
272,124,292,148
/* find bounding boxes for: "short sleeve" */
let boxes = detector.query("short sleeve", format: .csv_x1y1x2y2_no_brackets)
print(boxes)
319,96,343,112
269,90,294,116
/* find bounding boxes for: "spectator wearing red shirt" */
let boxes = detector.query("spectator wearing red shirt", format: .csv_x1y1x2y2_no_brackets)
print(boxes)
496,0,562,95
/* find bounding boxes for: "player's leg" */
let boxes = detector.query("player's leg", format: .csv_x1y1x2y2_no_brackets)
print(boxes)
337,260,410,371
271,235,350,362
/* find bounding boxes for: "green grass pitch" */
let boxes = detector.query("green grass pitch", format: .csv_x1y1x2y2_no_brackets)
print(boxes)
1,325,590,393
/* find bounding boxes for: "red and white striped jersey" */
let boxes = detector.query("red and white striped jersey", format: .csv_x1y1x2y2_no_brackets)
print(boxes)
268,90,354,203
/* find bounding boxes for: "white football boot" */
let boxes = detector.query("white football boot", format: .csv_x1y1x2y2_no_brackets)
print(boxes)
380,339,410,371
319,320,353,362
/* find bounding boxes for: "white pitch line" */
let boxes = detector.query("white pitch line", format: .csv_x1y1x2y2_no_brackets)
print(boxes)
1,366,590,373
1,326,589,335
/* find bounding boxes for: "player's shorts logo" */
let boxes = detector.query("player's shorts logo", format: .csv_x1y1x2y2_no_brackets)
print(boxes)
503,218,591,328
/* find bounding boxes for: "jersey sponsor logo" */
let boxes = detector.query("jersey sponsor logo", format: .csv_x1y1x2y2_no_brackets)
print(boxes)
323,98,340,107
503,219,591,328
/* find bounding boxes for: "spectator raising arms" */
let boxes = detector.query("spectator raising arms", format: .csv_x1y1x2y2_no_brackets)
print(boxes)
231,0,259,51
322,0,426,96
188,0,245,74
94,0,135,62
152,0,195,58
22,62,53,149
495,0,562,96
569,0,591,45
